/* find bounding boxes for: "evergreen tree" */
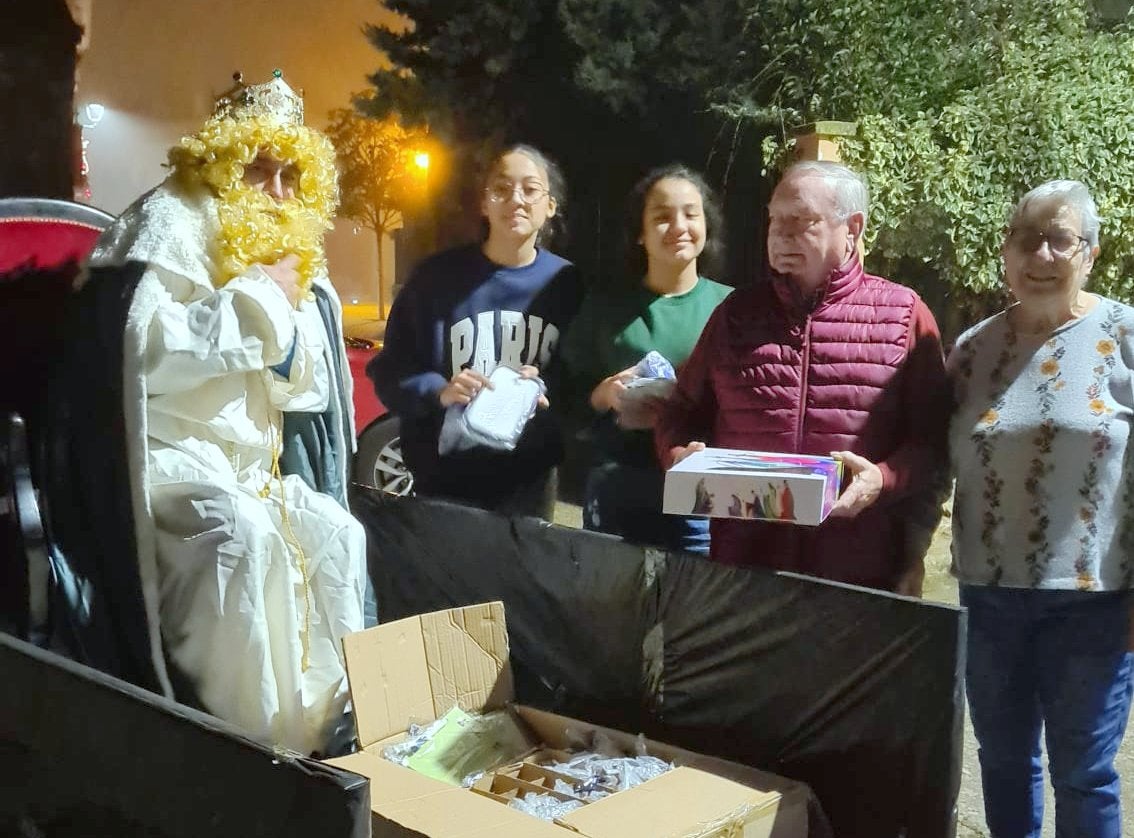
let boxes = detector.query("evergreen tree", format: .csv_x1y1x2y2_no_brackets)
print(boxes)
360,0,741,283
359,0,1134,311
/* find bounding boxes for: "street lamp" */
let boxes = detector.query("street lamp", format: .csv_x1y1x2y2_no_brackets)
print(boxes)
74,102,106,202
76,102,105,129
408,149,435,266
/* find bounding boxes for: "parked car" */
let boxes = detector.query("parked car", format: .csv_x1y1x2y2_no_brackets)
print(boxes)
344,336,413,496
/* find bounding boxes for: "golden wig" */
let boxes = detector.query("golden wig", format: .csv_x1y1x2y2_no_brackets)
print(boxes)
168,114,339,293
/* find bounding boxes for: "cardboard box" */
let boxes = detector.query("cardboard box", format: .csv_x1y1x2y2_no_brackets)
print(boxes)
663,448,843,526
328,602,812,837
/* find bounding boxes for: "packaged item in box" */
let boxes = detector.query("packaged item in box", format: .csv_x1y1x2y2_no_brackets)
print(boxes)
328,601,816,837
509,792,586,821
391,706,532,786
663,448,843,526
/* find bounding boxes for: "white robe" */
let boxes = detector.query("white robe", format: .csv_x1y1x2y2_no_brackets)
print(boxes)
86,182,366,754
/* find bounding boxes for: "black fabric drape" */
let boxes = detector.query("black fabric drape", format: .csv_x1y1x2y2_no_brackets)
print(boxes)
355,489,964,838
44,261,161,691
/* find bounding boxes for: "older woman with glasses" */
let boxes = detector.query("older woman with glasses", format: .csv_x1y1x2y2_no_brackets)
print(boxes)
368,144,582,518
949,179,1134,837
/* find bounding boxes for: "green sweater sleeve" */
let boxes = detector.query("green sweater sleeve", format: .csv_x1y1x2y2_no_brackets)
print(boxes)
559,290,607,423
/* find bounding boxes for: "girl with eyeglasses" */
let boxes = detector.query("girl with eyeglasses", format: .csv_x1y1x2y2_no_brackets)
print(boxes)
367,144,581,518
562,165,731,553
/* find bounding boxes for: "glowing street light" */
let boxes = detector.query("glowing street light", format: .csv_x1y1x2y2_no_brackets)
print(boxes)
412,151,430,172
76,102,106,129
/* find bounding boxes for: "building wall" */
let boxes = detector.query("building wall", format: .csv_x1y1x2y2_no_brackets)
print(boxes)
76,0,402,306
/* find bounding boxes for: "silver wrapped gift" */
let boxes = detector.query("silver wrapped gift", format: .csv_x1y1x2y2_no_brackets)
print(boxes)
439,366,546,455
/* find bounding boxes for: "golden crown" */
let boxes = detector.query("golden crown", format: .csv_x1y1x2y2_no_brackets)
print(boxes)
213,69,304,126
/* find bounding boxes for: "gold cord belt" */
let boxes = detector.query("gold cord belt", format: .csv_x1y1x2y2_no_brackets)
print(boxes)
257,413,314,673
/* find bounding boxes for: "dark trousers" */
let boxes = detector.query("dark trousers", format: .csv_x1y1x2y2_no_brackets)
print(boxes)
583,462,709,555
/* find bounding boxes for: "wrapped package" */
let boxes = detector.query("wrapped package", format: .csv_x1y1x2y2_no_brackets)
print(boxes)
383,707,532,786
508,792,586,821
618,351,677,429
631,350,676,381
438,366,546,455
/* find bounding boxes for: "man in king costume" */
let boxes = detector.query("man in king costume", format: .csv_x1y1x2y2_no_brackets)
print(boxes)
50,71,368,755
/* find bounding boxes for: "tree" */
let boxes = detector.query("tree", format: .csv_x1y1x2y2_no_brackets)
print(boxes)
360,0,1134,319
358,0,742,284
356,0,1013,286
362,0,556,139
325,102,429,315
361,0,569,253
755,0,1134,326
559,0,1134,323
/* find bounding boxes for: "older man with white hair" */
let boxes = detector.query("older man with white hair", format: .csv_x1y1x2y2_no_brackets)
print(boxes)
656,161,949,593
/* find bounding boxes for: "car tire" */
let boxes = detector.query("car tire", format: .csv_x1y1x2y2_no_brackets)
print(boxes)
354,415,414,496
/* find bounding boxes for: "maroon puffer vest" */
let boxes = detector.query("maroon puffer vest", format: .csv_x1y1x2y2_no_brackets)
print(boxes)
706,258,917,587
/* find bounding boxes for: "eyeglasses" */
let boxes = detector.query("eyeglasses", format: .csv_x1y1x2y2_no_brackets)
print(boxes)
1005,226,1089,258
485,181,550,205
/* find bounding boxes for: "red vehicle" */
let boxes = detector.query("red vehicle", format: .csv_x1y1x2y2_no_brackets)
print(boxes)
0,197,413,497
345,338,412,495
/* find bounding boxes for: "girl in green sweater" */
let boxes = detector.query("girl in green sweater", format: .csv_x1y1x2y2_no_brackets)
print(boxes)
563,165,730,554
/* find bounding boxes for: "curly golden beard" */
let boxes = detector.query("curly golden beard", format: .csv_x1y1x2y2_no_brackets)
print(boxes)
168,114,339,295
213,184,327,295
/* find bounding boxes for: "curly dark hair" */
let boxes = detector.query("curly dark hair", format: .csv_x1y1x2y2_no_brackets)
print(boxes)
624,164,724,280
477,143,567,248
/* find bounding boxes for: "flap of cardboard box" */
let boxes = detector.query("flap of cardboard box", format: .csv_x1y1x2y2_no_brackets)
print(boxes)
514,705,811,837
560,766,781,838
343,602,515,748
337,605,811,837
327,750,564,837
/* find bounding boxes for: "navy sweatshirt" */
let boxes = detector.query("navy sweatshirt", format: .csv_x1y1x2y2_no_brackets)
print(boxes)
367,244,582,503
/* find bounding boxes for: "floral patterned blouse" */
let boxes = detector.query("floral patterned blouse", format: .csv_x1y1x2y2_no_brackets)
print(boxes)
949,296,1134,590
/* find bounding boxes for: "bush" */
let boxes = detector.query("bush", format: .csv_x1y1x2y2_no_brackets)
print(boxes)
764,1,1134,313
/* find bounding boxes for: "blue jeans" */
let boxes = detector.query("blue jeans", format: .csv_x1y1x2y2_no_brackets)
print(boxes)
584,462,710,555
961,585,1134,838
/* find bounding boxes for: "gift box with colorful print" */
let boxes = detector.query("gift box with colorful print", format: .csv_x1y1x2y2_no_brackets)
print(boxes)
663,448,844,526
